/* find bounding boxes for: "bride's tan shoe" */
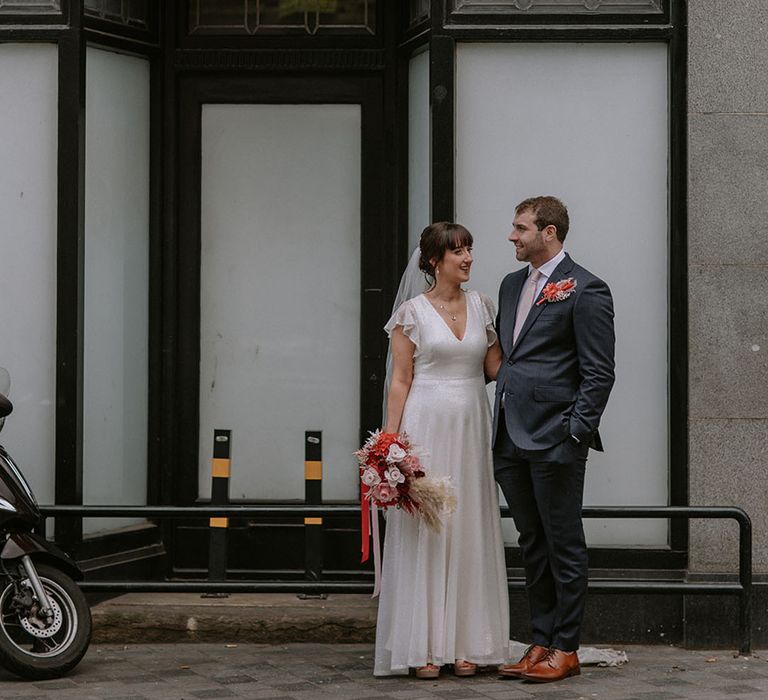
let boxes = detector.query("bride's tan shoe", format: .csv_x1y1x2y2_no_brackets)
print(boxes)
415,663,440,679
453,659,477,677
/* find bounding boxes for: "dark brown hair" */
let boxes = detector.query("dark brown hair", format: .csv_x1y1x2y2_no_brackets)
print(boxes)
515,196,570,242
418,222,473,280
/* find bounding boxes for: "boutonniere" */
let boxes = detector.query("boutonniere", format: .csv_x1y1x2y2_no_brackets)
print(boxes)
536,278,577,306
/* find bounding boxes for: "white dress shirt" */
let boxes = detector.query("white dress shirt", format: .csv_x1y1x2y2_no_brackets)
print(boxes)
528,248,566,299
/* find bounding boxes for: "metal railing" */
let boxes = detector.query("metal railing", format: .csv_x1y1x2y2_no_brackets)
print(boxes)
38,504,753,654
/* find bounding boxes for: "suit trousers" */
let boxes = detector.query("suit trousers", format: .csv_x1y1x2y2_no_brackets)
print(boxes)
494,413,589,652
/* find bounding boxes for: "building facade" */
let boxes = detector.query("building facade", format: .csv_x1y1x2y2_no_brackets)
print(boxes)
0,1,764,646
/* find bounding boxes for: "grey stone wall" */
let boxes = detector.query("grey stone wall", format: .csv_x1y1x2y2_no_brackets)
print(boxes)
688,1,768,572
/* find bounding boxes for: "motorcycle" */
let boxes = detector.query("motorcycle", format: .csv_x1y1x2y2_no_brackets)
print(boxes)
0,368,91,679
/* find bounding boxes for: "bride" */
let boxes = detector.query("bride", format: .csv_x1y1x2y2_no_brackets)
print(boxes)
373,222,509,678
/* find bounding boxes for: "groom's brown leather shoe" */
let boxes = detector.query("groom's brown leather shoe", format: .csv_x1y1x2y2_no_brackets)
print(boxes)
521,648,580,683
498,644,549,678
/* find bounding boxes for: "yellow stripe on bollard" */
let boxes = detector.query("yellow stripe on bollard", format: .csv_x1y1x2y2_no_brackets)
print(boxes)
209,517,229,528
304,461,322,480
212,458,230,478
304,517,323,525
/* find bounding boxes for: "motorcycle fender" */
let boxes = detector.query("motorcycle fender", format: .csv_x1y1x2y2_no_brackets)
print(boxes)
1,532,83,580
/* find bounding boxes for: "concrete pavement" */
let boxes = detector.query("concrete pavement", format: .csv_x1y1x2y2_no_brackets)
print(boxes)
1,642,767,699
1,593,763,699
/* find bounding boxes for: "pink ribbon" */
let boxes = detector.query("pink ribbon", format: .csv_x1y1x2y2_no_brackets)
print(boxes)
360,495,382,598
371,504,382,598
360,485,370,564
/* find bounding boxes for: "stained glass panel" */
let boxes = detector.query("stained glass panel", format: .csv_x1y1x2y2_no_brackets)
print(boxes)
127,0,146,22
409,0,429,26
84,0,148,28
0,0,60,13
450,0,663,14
189,0,375,35
102,0,122,21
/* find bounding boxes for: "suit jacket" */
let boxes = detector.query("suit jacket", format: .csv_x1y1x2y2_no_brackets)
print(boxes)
493,253,615,452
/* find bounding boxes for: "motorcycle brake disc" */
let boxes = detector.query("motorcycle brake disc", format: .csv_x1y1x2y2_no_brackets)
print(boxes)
19,597,63,638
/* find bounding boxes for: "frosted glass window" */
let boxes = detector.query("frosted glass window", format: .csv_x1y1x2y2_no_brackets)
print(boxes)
0,44,58,504
408,49,430,252
456,43,669,546
83,47,150,534
199,104,361,501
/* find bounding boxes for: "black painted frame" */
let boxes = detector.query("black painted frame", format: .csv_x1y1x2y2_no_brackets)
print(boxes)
0,11,141,558
424,0,688,569
0,0,165,554
173,75,391,508
65,11,163,560
1,0,687,574
54,0,85,547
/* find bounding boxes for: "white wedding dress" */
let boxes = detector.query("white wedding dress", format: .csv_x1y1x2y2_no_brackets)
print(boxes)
374,289,510,676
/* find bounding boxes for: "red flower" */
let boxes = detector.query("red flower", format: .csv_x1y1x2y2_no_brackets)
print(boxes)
536,277,578,306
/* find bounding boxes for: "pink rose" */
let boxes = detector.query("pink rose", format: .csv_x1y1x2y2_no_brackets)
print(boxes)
360,468,381,487
384,467,406,487
386,443,407,464
374,483,399,503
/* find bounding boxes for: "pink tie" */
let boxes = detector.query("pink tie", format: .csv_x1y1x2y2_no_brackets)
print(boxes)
513,269,541,344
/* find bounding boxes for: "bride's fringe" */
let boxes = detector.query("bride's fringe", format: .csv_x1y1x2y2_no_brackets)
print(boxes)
408,477,457,532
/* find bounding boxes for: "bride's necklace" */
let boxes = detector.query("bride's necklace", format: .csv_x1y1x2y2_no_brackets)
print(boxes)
430,289,463,322
439,304,457,322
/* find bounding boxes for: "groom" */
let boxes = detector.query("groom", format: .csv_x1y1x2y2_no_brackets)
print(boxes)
494,196,615,683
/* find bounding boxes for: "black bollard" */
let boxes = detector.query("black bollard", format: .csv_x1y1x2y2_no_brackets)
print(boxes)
300,430,326,599
204,429,231,598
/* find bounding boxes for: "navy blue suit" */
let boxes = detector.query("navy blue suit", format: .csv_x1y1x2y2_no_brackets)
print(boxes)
493,252,615,652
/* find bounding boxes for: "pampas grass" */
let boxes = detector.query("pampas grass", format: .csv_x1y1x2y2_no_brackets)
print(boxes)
408,476,457,531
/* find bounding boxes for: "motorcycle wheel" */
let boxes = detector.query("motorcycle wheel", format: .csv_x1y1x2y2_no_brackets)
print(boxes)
0,562,92,680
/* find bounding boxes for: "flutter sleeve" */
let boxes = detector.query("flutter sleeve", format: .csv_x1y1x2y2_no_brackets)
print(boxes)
478,292,498,347
384,299,420,348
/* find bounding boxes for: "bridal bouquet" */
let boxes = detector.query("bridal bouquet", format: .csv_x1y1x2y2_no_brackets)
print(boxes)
356,430,456,532
357,431,456,596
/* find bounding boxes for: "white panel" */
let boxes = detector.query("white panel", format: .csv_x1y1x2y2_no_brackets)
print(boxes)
0,44,58,504
409,49,430,252
456,43,669,546
200,105,361,501
83,48,150,533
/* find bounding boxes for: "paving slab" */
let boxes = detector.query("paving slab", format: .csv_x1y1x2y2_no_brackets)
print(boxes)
0,643,766,700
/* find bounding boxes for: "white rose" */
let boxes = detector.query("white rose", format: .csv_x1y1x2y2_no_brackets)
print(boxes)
384,467,406,487
386,444,407,464
361,468,381,487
